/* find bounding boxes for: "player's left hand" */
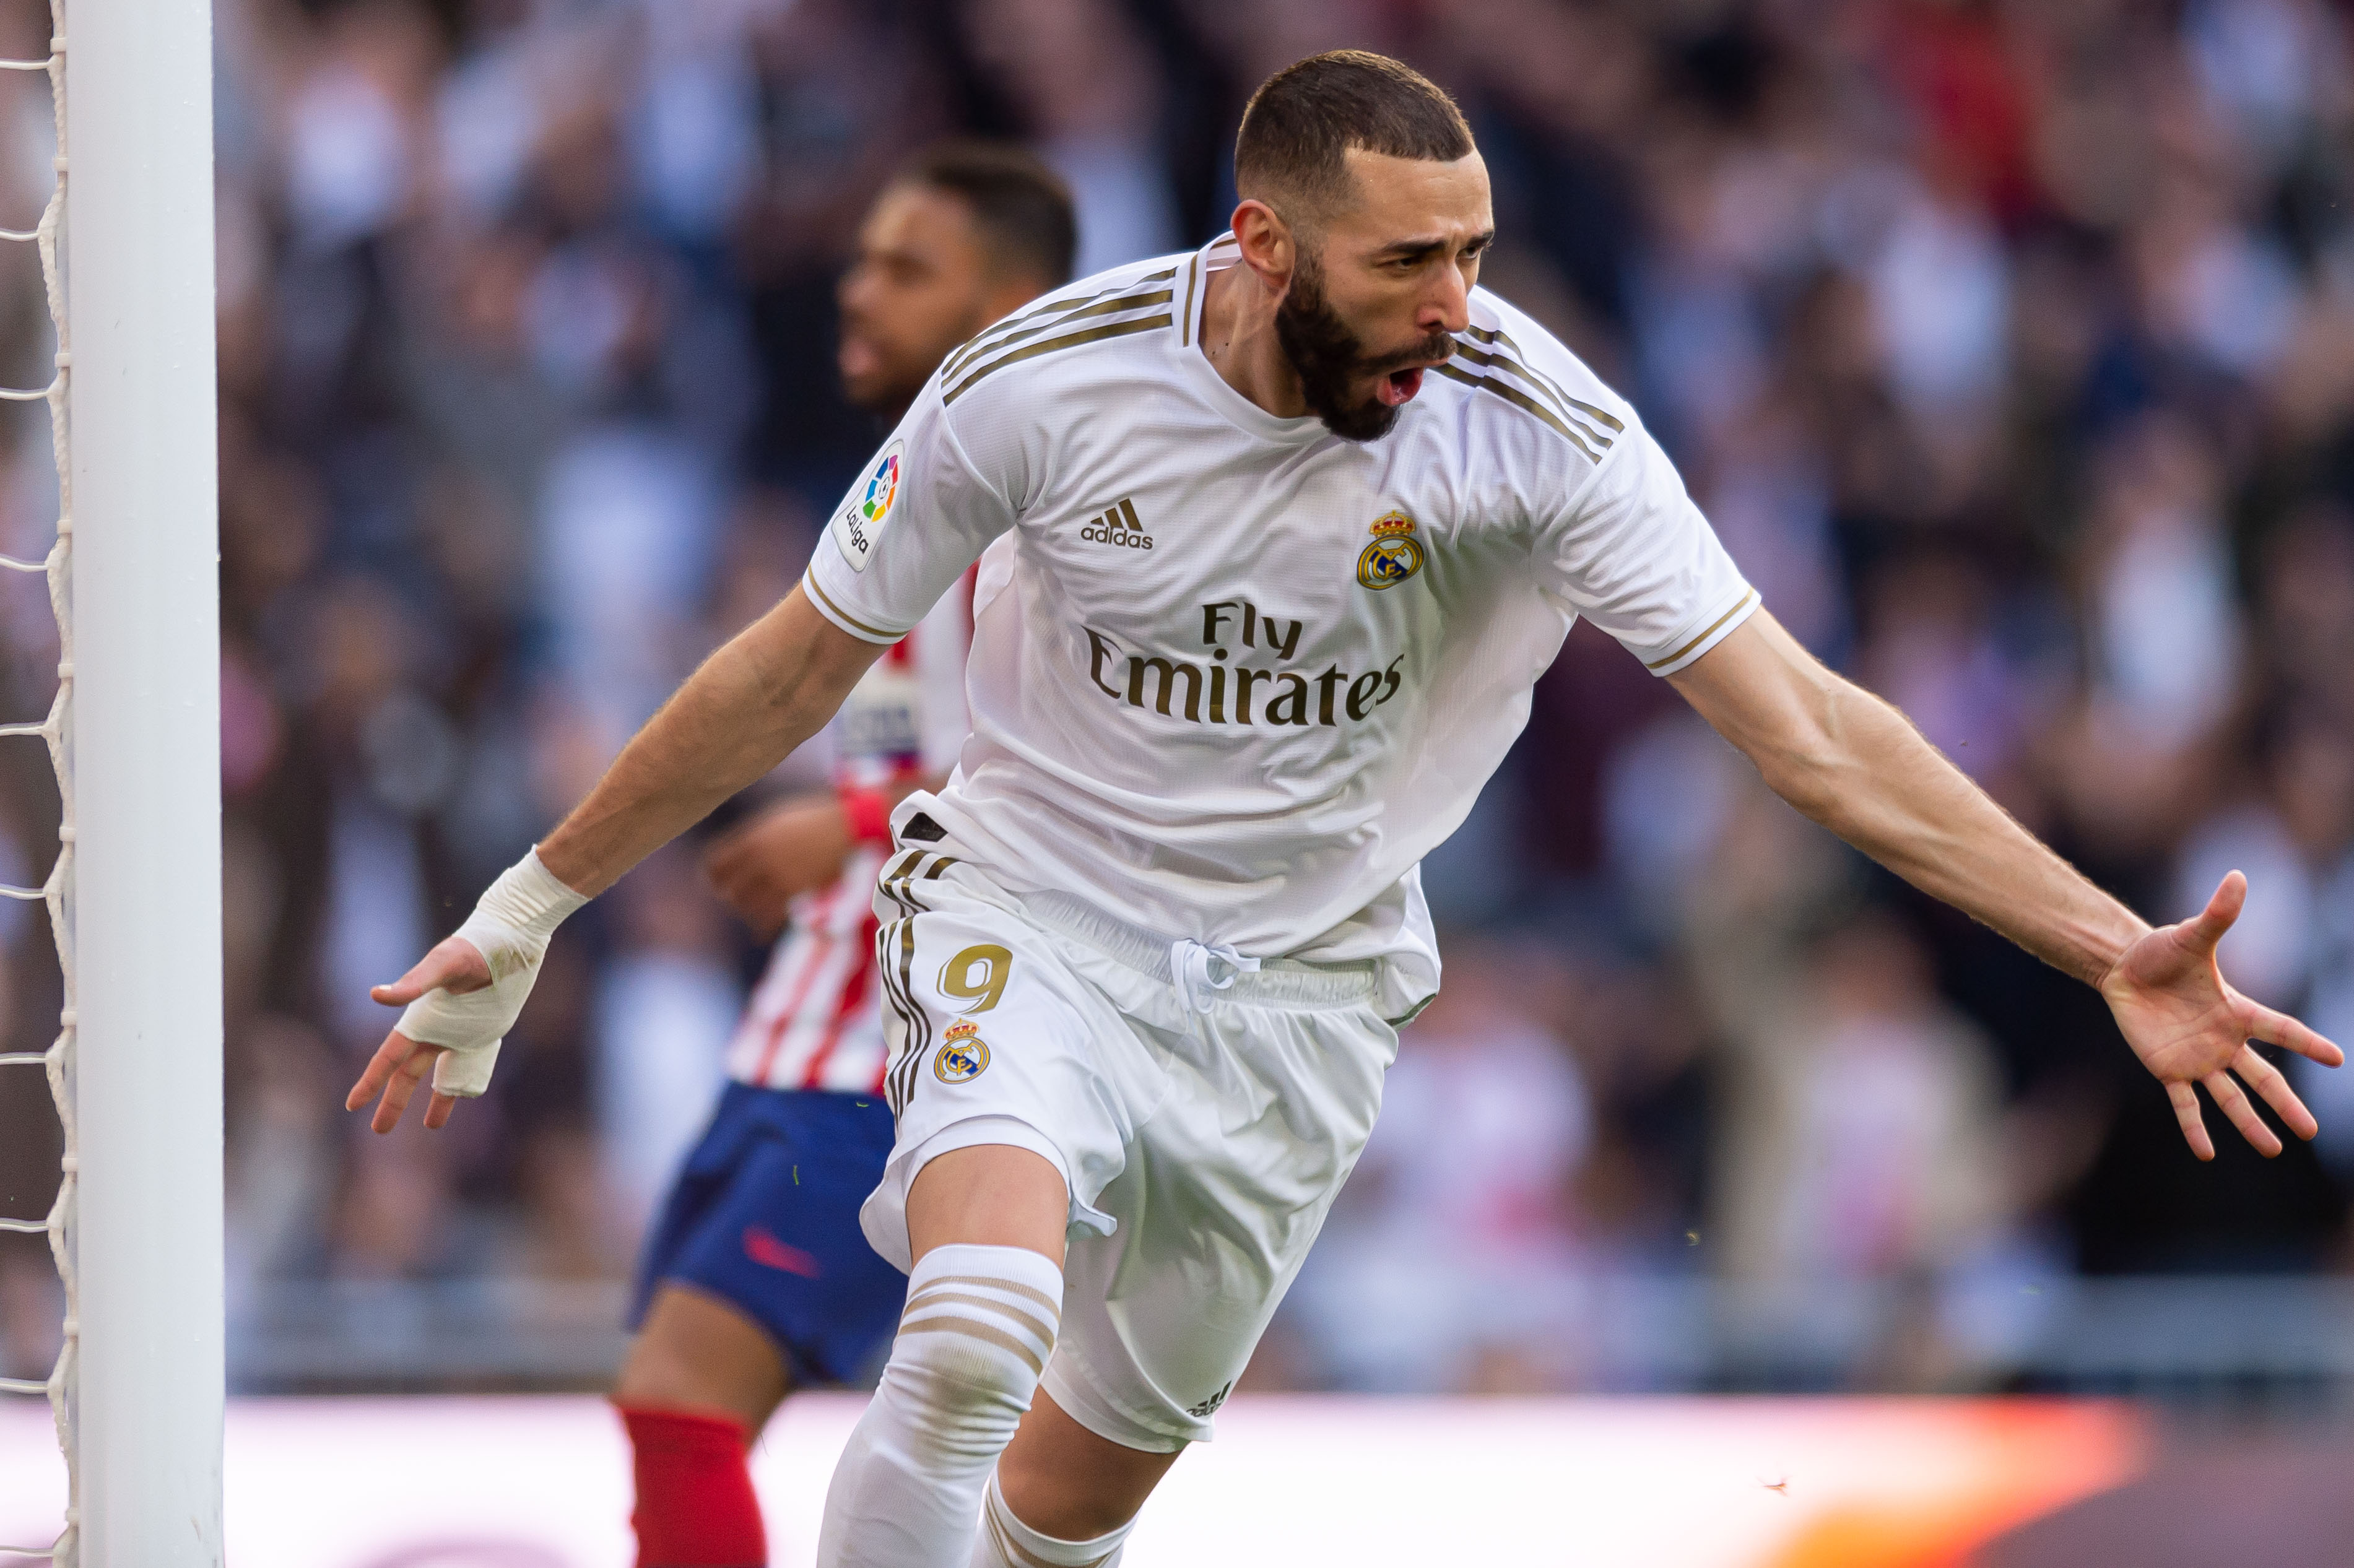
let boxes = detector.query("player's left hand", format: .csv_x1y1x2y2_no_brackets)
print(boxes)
2100,870,2345,1160
345,935,493,1134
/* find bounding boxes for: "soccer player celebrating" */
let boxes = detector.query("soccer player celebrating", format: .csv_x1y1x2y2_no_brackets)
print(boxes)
353,52,2343,1568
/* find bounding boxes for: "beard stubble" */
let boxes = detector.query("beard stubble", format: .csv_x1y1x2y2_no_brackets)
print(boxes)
1274,251,1456,442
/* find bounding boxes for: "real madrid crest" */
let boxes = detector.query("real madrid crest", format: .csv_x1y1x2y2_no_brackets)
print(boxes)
1356,509,1426,591
934,1020,991,1084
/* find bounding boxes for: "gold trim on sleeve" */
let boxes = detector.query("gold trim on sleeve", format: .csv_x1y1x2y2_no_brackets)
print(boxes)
1644,590,1761,670
802,572,906,643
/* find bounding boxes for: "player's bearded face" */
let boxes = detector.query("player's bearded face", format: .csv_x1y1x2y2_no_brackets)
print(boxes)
1275,248,1455,443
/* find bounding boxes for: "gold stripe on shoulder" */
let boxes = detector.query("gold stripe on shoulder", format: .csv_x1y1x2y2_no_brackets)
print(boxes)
1462,324,1625,433
944,287,1171,383
803,572,903,643
944,279,1127,381
1448,341,1614,451
944,313,1174,404
943,267,1179,382
943,281,1168,381
1433,361,1602,462
1181,253,1202,347
1644,591,1760,670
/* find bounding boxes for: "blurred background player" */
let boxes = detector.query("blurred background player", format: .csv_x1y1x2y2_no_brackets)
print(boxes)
607,142,1075,1568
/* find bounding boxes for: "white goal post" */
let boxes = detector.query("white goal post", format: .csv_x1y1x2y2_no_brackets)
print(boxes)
0,1,222,1564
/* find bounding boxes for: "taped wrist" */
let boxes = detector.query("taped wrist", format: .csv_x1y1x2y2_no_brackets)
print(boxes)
397,847,588,1097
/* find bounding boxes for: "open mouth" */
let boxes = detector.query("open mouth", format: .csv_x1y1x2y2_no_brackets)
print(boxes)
1376,366,1425,407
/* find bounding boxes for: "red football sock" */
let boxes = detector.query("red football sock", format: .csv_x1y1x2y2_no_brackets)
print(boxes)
617,1403,767,1568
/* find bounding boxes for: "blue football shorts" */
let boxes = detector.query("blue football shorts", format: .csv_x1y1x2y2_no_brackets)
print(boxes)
628,1083,905,1387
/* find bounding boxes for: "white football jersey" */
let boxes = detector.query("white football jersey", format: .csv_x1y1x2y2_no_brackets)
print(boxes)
804,235,1757,1018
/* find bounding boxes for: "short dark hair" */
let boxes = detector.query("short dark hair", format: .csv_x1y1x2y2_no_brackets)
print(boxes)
1234,51,1474,227
896,141,1078,289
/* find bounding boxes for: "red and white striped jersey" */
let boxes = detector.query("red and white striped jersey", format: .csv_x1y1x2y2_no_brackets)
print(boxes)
724,569,976,1092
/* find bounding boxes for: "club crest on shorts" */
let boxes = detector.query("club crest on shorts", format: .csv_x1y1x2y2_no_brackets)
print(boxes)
1356,509,1425,591
934,1021,991,1084
832,439,903,573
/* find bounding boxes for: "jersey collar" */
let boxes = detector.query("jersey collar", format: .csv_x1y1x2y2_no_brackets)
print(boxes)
1168,233,1332,448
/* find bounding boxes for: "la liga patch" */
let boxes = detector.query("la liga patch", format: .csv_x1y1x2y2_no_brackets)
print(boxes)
832,440,903,573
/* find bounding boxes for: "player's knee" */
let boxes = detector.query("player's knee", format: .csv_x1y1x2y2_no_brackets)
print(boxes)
882,1243,1063,1458
615,1342,741,1419
616,1285,788,1425
613,1331,710,1410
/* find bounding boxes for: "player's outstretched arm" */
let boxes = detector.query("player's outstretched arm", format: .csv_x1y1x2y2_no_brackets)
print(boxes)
537,587,887,896
347,586,887,1132
1668,610,2345,1160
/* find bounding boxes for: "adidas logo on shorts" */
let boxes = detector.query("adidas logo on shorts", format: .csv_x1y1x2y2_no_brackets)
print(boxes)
1080,498,1153,550
1186,1380,1233,1418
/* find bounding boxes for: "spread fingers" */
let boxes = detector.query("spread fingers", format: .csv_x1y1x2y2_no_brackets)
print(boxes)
2235,1046,2318,1142
2202,1068,2282,1158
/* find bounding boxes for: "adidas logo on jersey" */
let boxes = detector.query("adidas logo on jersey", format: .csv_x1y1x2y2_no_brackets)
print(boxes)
1080,498,1153,550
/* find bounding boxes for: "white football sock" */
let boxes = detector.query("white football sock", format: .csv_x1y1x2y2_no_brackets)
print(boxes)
817,1244,1064,1568
971,1472,1134,1568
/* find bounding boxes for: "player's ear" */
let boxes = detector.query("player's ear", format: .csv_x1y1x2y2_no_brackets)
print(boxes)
1231,199,1295,292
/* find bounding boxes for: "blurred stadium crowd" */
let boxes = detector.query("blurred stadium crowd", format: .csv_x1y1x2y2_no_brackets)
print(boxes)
8,0,2354,1397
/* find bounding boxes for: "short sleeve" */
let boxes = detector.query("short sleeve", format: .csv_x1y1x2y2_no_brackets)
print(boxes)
1534,418,1758,676
803,379,1020,645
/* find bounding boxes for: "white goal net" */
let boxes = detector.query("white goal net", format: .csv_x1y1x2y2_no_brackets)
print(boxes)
0,9,80,1560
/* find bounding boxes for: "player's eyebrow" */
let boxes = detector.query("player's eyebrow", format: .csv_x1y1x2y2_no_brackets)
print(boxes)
1371,228,1495,264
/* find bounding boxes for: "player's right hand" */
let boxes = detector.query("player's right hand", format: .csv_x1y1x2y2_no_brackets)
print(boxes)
703,795,853,938
2101,870,2345,1160
347,937,493,1134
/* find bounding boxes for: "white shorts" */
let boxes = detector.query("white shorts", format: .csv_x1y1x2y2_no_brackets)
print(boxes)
859,838,1397,1452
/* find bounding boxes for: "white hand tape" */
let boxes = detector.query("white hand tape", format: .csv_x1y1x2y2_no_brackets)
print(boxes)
397,847,588,1098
